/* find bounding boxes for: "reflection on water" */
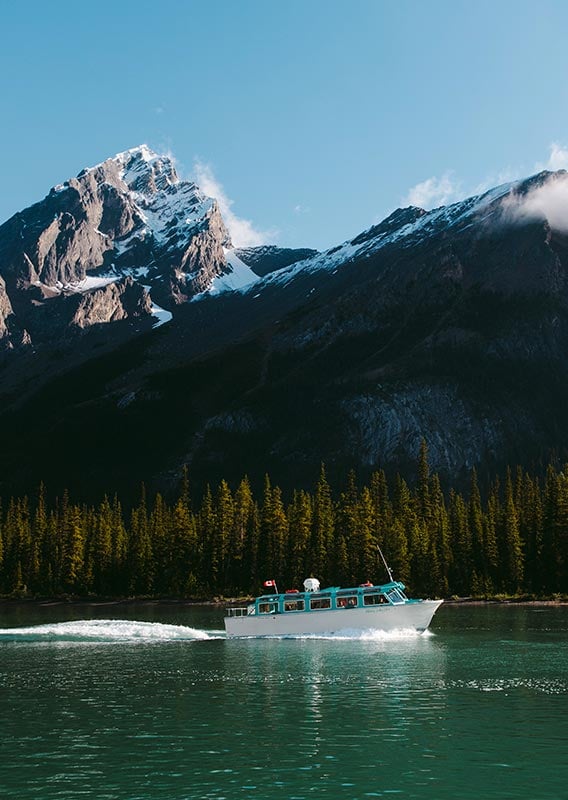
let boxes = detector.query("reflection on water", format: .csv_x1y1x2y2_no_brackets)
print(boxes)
0,604,567,800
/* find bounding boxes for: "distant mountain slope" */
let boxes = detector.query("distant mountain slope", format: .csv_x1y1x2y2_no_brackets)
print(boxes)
234,245,319,276
1,150,568,498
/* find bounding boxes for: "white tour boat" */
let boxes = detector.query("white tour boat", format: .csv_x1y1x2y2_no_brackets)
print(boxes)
224,576,443,638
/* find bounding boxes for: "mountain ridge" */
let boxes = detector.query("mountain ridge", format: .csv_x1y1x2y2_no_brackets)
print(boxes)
2,147,568,498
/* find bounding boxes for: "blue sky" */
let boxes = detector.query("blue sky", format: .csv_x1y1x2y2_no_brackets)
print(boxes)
1,0,568,249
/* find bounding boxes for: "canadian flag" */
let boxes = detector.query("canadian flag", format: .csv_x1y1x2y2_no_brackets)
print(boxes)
263,579,276,588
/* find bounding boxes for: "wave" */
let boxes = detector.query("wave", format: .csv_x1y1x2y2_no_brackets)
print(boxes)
249,627,434,641
0,619,220,643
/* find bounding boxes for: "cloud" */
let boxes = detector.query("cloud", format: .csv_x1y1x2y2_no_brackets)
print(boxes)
543,142,568,171
502,172,568,233
402,172,461,209
400,143,568,218
472,167,524,196
193,161,275,248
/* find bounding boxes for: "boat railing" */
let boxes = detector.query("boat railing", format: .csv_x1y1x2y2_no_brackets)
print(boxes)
226,607,250,617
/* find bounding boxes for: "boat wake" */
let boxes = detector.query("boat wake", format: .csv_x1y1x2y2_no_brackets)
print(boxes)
0,619,220,643
248,628,435,641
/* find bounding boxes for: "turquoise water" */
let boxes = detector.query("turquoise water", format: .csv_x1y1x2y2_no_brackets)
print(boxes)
1,603,567,800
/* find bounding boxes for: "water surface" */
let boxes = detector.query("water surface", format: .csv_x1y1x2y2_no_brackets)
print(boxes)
1,603,566,799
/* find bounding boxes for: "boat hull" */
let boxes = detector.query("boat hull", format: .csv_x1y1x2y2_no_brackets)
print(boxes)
224,599,443,638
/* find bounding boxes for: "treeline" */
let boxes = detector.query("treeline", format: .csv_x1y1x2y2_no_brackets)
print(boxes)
0,445,567,599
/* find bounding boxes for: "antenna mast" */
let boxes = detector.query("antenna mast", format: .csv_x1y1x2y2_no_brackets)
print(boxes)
377,543,394,583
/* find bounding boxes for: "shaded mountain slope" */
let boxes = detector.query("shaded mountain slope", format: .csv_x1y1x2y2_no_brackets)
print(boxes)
3,168,568,499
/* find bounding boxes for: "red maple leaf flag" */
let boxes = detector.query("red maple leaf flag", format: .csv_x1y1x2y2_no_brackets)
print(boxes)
263,579,276,588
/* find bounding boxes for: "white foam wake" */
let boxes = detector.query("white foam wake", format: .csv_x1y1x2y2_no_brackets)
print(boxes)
255,628,434,641
0,619,218,643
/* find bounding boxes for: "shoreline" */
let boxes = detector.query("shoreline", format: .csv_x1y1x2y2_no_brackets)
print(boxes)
1,596,567,608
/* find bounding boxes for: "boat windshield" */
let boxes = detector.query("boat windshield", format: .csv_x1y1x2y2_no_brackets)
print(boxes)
386,588,406,604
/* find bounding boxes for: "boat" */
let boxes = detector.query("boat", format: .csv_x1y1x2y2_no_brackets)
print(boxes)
224,576,443,638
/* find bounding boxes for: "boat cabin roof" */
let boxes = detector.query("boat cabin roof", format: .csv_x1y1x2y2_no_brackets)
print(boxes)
256,580,406,602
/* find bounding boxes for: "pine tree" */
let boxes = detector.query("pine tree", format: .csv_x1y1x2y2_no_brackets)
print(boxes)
383,518,410,585
198,484,216,592
369,469,392,533
502,470,524,593
355,486,378,582
482,479,500,593
552,469,568,593
214,479,235,595
310,464,334,584
417,439,432,522
129,484,153,595
448,489,470,595
91,496,114,594
337,470,360,585
429,473,450,596
468,469,486,595
111,495,128,594
149,492,169,594
287,489,312,587
60,495,85,593
171,493,198,595
259,477,288,585
0,502,3,579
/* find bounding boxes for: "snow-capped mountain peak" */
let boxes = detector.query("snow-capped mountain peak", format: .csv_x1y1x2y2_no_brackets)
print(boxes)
112,144,179,195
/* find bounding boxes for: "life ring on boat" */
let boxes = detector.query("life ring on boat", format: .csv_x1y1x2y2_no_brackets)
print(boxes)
285,589,299,593
359,581,374,587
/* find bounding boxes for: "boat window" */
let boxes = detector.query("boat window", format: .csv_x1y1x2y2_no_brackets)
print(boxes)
284,599,305,612
363,593,388,606
386,589,405,604
258,602,278,614
310,596,331,610
336,595,358,608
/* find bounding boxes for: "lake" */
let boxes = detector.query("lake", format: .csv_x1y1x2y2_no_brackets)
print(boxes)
1,603,567,800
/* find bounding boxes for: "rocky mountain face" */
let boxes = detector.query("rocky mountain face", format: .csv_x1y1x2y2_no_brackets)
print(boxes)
1,150,568,499
0,145,237,352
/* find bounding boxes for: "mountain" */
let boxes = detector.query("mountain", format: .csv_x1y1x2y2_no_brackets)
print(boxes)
0,145,230,351
1,147,568,499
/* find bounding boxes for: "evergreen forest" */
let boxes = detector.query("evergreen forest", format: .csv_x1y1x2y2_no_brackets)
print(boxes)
1,446,567,600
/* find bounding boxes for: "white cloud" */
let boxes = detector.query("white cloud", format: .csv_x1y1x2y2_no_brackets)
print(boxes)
193,161,275,248
402,172,461,209
400,143,568,217
503,172,568,233
544,142,568,171
472,167,523,196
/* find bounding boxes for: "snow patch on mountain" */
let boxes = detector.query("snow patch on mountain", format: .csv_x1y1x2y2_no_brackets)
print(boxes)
32,275,119,295
192,249,260,300
150,302,173,329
